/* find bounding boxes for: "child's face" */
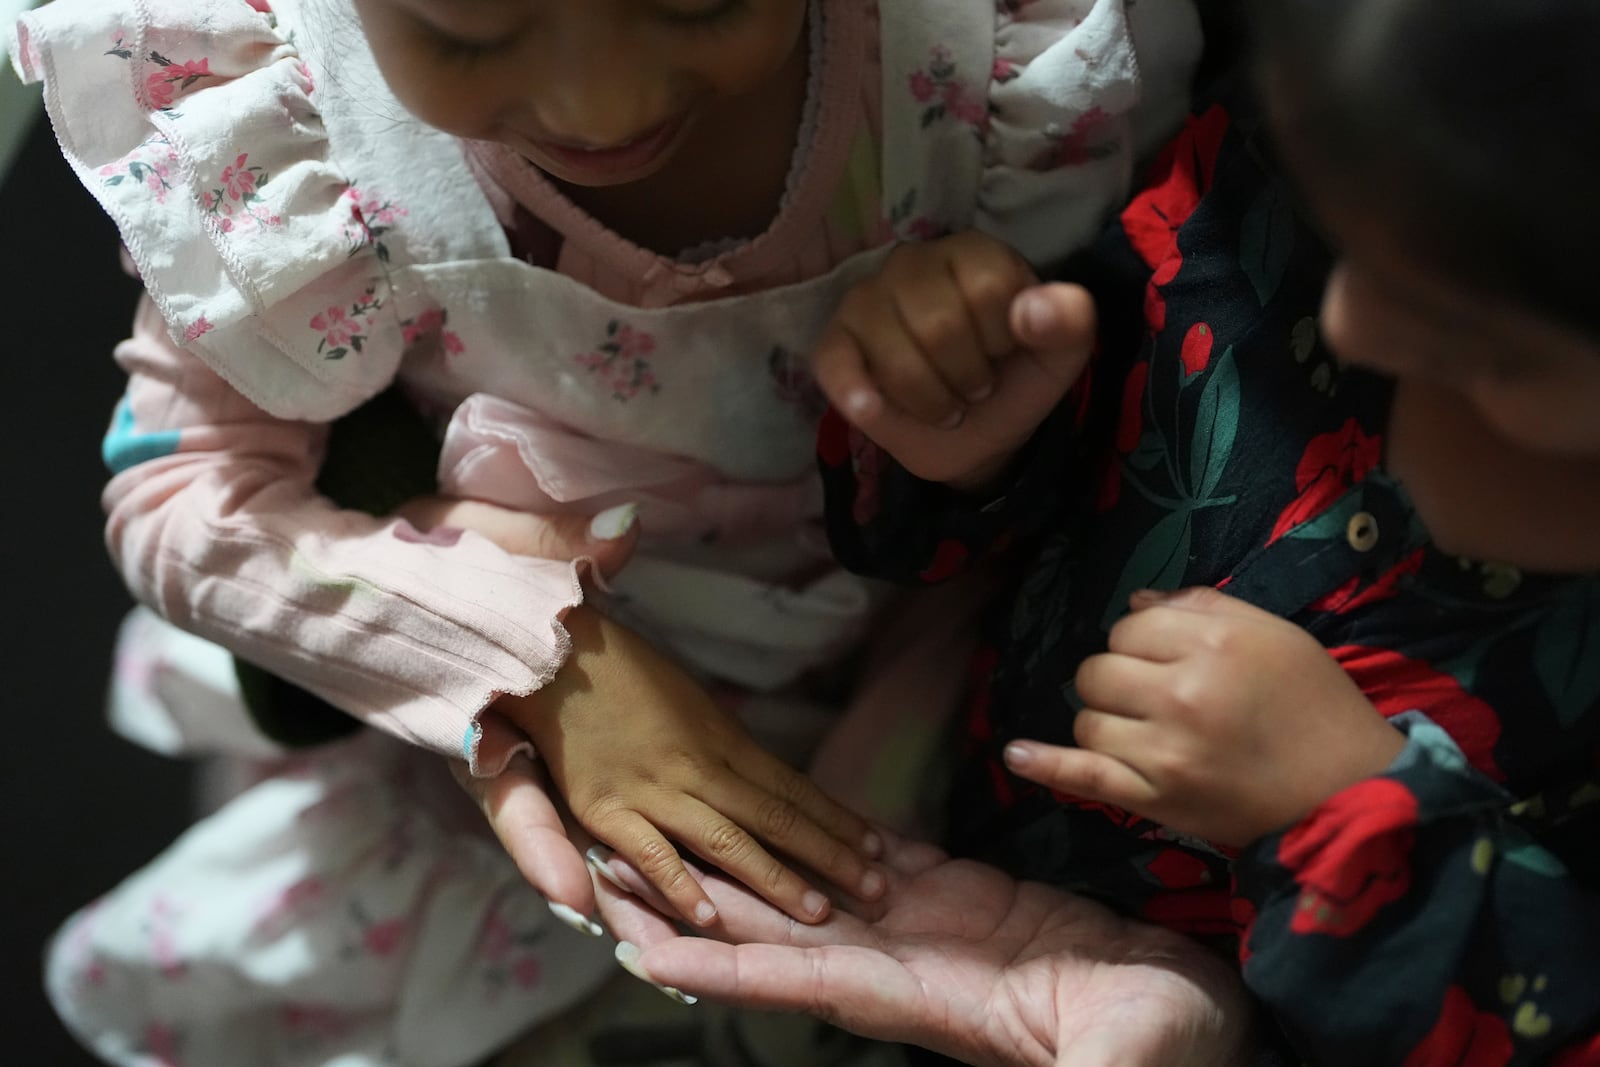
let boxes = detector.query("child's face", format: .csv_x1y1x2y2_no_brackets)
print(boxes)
1315,204,1600,458
351,0,808,187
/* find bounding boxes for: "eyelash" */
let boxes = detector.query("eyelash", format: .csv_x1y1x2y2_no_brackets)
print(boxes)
427,0,749,66
430,34,500,67
655,0,749,32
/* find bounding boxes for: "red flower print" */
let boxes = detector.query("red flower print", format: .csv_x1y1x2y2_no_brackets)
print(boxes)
1279,777,1418,937
1120,105,1231,269
992,57,1019,83
1310,548,1426,614
1331,646,1505,780
1094,452,1122,514
1141,887,1242,939
1144,253,1182,334
849,425,883,525
1179,322,1214,376
1267,418,1382,543
1145,848,1214,889
910,70,937,103
919,539,969,583
963,647,1000,745
817,408,851,468
1402,986,1514,1067
1551,1034,1600,1067
1115,361,1151,455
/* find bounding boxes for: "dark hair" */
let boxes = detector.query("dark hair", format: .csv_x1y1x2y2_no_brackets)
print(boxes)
1249,0,1600,340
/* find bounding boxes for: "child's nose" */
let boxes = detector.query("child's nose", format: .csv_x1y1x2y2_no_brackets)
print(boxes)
530,43,673,148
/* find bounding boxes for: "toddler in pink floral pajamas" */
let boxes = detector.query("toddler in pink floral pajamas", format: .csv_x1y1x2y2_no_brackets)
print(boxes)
13,0,1200,1061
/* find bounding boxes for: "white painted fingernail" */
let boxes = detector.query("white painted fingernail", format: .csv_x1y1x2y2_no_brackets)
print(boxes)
589,503,640,541
585,846,629,892
548,901,604,938
860,869,885,899
615,941,698,1006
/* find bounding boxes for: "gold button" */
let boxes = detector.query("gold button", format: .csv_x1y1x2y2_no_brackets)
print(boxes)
1346,511,1380,552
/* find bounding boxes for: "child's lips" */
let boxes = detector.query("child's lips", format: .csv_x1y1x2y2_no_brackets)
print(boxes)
528,115,690,181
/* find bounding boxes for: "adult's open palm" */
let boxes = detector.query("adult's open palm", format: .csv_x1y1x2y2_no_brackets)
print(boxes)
612,833,1253,1067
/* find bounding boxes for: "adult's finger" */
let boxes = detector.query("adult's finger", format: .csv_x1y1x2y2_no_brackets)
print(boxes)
452,755,600,924
396,496,641,580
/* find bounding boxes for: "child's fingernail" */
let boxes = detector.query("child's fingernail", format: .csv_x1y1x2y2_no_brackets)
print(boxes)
1017,291,1057,338
861,830,883,858
548,901,604,938
939,410,964,431
589,503,640,541
693,900,718,925
967,382,995,403
846,389,878,418
615,941,699,1006
1003,743,1033,771
585,846,630,892
802,890,829,917
859,869,885,899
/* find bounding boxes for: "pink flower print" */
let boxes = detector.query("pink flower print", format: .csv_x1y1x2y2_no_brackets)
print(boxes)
992,57,1020,84
768,346,827,421
573,320,662,401
908,45,988,133
311,306,356,350
281,1004,354,1042
1033,107,1120,171
182,316,214,343
144,1022,182,1067
105,31,133,60
202,155,276,231
251,876,327,938
149,896,187,981
342,186,408,262
362,917,407,957
513,956,542,989
245,0,274,12
140,52,212,110
311,288,381,360
221,154,257,201
400,307,465,359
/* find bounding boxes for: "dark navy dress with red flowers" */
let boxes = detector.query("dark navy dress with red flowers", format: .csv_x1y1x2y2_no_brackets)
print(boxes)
819,91,1600,1066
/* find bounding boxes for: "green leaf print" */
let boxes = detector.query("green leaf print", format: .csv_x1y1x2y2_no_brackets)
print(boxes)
1534,583,1600,726
1129,430,1167,472
1189,346,1240,499
1103,507,1194,631
1240,179,1296,306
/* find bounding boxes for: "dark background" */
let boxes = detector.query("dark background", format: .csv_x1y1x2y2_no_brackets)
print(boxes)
2,112,194,1065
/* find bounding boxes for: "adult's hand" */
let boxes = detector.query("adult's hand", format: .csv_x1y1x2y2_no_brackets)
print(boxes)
596,831,1253,1067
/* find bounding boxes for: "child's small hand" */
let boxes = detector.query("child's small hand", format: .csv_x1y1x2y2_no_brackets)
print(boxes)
814,231,1096,489
1002,588,1407,847
496,607,884,928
